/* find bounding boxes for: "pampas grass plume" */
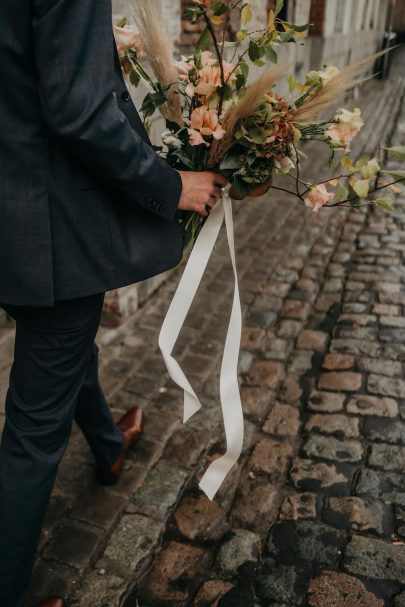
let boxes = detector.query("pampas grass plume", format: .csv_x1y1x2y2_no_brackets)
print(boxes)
131,0,183,126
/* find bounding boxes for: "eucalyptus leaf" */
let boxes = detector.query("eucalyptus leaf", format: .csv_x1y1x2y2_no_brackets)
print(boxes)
220,155,242,171
196,28,211,52
265,46,278,63
383,170,405,181
129,69,141,87
172,150,196,169
275,0,285,16
374,197,395,211
336,184,349,202
385,146,405,160
241,3,253,25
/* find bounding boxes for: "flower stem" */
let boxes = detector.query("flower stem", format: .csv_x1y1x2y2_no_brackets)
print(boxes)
203,12,227,115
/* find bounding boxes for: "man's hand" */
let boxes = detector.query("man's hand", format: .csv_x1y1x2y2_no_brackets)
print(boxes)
178,171,228,217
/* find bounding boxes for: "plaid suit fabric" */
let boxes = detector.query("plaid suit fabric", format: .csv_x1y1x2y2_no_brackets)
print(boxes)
0,0,184,307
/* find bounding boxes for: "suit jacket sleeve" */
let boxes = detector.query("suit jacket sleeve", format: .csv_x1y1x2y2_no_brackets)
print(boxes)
31,0,182,221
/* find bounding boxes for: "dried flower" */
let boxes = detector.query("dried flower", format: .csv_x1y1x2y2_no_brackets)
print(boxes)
234,94,296,159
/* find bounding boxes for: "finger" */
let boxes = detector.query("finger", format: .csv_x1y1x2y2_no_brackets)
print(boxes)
198,205,209,217
205,197,216,209
211,186,221,199
209,172,228,188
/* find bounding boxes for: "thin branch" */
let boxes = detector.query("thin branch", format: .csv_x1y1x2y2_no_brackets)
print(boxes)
300,172,350,195
328,179,405,207
221,0,244,58
286,172,308,187
203,12,227,115
269,185,305,201
292,143,301,197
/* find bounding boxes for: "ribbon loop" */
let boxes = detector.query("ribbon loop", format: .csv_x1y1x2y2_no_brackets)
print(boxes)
159,192,244,500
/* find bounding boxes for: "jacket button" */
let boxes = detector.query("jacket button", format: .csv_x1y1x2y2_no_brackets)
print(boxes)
121,90,130,102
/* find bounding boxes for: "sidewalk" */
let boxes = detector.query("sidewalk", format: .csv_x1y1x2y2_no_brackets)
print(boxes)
1,51,405,607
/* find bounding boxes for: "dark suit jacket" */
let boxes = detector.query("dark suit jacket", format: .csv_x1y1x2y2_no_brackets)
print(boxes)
0,0,184,307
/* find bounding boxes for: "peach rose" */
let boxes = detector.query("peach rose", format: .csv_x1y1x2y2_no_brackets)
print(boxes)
113,25,144,59
304,184,335,212
194,52,236,98
188,106,225,146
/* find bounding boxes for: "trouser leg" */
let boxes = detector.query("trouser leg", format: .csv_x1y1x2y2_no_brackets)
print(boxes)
0,294,105,607
74,342,124,468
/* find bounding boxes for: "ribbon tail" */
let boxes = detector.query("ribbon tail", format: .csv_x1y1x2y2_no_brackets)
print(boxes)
199,193,244,501
159,199,226,424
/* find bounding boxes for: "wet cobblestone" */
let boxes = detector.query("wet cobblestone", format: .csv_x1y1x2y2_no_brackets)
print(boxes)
1,52,405,607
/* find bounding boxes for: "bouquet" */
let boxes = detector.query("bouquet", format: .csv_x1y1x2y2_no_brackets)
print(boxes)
113,1,405,499
114,0,405,248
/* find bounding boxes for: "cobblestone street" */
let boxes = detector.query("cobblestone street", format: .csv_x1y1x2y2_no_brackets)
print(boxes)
1,51,405,607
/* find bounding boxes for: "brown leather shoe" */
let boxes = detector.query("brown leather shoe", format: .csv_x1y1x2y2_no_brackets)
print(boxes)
96,407,145,485
34,598,64,607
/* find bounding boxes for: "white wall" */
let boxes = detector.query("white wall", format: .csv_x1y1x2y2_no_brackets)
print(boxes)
310,0,388,69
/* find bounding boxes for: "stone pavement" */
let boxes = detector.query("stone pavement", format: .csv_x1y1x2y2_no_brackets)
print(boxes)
0,52,405,607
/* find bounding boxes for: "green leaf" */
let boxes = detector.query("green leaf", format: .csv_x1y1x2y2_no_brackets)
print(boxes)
194,50,203,70
361,158,380,179
236,29,248,42
236,73,247,90
129,69,141,87
374,196,395,211
248,41,265,62
140,95,156,117
184,7,203,24
385,146,405,161
275,0,285,16
196,28,211,52
220,154,242,171
265,45,278,63
172,150,196,170
241,3,253,25
354,156,369,170
220,83,233,101
278,27,296,42
383,170,405,181
239,62,249,78
336,184,349,202
213,2,228,16
292,23,309,32
351,178,370,198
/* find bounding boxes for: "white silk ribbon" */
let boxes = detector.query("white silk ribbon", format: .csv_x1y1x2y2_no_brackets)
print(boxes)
159,190,244,501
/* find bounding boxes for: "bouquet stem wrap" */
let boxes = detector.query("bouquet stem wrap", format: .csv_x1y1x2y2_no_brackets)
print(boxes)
159,190,244,500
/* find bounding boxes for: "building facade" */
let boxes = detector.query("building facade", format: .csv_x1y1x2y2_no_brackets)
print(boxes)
309,0,389,67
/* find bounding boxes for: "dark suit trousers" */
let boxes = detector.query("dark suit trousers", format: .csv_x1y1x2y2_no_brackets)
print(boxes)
0,294,124,607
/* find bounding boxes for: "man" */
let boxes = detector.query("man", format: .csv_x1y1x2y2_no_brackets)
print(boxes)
0,0,227,606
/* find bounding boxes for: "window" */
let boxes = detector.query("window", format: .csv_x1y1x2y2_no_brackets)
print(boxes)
362,0,373,29
335,0,347,32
